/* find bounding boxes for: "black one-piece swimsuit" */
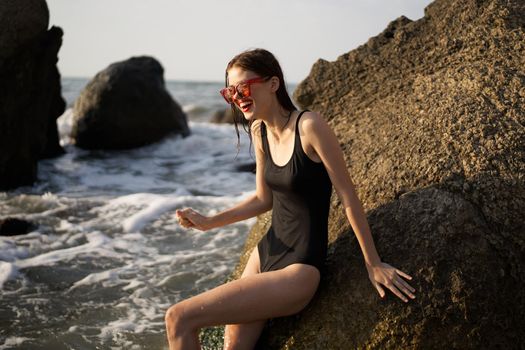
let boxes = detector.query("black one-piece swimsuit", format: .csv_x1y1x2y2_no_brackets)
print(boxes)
257,110,333,273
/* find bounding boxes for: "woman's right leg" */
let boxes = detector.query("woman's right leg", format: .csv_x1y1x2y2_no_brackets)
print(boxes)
164,255,320,350
223,247,266,350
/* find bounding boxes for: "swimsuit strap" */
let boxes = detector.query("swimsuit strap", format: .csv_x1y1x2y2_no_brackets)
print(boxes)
294,110,309,135
260,119,267,153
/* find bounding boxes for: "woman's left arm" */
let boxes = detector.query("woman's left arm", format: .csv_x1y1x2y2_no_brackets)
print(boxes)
304,111,416,302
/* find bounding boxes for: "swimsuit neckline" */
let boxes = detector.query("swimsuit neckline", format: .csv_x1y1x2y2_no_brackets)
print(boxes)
263,113,298,168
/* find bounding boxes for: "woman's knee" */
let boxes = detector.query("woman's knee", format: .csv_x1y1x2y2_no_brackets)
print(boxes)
165,302,194,336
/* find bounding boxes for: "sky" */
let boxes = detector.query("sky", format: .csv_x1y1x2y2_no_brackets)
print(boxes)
47,0,434,83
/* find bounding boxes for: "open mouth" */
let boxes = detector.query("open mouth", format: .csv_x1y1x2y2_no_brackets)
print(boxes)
239,102,253,112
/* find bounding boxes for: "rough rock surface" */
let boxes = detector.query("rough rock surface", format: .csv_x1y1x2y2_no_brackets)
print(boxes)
0,0,65,190
71,56,190,150
0,0,49,60
216,0,525,348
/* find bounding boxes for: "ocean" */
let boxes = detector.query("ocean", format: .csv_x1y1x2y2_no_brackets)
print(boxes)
0,77,298,349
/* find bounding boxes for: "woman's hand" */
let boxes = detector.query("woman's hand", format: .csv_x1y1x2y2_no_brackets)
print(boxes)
366,261,416,302
175,208,213,231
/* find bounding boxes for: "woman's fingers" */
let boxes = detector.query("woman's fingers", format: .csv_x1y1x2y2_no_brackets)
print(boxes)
385,269,416,302
177,208,196,219
375,282,386,298
393,278,416,299
393,269,416,295
397,275,416,293
175,209,186,220
176,208,208,230
179,218,192,228
185,211,200,221
176,208,196,228
177,208,192,217
370,263,416,302
395,268,412,280
386,282,408,302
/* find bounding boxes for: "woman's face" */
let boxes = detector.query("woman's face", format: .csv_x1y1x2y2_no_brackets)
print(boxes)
226,66,273,120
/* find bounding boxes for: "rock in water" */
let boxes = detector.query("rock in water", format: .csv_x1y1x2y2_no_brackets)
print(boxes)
226,0,525,348
71,56,190,150
0,218,36,236
0,0,65,190
210,108,235,124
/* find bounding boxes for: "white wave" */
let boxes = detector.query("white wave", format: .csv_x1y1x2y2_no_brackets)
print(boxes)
0,337,31,350
37,120,255,198
122,197,182,233
99,309,152,343
16,231,112,269
71,268,121,289
0,261,19,289
56,107,75,146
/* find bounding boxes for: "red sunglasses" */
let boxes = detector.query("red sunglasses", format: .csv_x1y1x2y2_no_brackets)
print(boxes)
220,76,269,104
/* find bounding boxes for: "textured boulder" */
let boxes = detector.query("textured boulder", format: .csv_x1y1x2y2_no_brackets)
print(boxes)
221,0,525,348
71,56,190,150
0,0,65,190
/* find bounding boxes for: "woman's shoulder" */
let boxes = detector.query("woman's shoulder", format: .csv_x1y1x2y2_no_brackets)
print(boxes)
297,110,328,133
297,110,337,146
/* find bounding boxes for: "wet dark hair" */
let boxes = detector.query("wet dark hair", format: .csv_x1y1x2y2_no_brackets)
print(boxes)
225,48,297,158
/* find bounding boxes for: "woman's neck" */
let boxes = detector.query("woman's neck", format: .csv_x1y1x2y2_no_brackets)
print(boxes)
266,112,293,141
261,103,294,140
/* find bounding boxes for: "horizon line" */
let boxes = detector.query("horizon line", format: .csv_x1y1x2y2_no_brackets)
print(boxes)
60,75,301,85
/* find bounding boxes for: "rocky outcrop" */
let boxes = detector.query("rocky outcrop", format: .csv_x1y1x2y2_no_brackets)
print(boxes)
71,56,190,150
222,0,525,348
0,0,65,190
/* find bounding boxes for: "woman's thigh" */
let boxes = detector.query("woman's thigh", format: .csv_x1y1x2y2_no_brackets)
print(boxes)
240,246,261,278
174,260,320,331
223,247,265,349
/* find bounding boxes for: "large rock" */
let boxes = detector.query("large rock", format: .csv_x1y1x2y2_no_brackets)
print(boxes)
0,0,65,190
71,56,190,150
224,0,525,348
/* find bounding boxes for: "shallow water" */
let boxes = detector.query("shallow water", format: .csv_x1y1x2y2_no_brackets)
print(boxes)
0,79,257,349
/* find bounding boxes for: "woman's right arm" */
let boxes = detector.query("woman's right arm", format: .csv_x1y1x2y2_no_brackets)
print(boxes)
176,120,273,231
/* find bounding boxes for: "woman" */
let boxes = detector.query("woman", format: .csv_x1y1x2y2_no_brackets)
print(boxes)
166,48,416,350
